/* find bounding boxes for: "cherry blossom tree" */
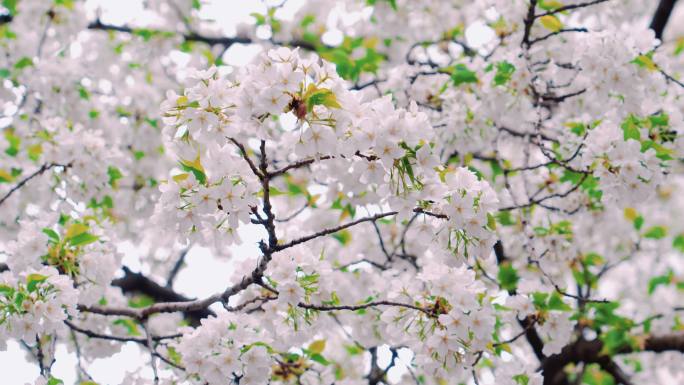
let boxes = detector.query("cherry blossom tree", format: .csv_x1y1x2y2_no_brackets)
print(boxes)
2,0,684,384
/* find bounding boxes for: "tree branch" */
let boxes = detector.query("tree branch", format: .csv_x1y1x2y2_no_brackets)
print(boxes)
541,333,684,385
534,0,612,18
0,163,70,207
274,212,400,251
650,0,680,40
166,247,190,289
111,266,214,325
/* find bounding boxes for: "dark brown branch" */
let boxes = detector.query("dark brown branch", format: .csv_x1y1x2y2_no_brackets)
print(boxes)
166,247,190,288
269,155,334,177
599,359,634,385
535,0,612,18
498,173,588,211
228,137,262,178
541,333,684,385
274,212,400,251
650,0,680,40
87,19,251,47
299,300,433,316
494,241,547,361
529,28,588,46
522,0,539,48
0,163,69,207
659,68,684,88
65,320,181,344
111,266,214,325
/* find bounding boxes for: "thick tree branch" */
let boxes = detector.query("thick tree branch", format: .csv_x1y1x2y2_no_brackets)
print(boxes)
111,266,213,325
650,0,680,40
494,241,547,361
542,333,684,385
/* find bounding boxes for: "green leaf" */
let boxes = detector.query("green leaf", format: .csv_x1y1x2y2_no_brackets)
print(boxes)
0,284,14,297
178,157,206,185
496,211,516,226
538,0,564,11
497,263,519,292
565,122,586,137
675,37,684,56
308,339,326,354
332,229,352,245
582,364,616,385
286,179,306,196
250,12,266,26
648,112,669,127
77,85,90,100
300,14,316,28
539,15,563,32
512,373,530,385
27,143,42,161
0,168,14,183
26,273,48,292
47,377,64,385
450,63,478,86
2,0,18,15
305,87,341,112
647,271,673,295
486,212,497,230
14,56,33,70
600,329,637,356
4,129,20,157
344,344,363,355
532,292,549,310
643,226,667,239
547,292,572,311
166,346,182,365
631,53,657,72
128,295,154,308
68,232,99,247
633,216,644,231
107,166,123,188
133,150,145,160
310,353,331,366
14,291,25,307
493,61,516,86
267,185,286,197
54,0,75,9
132,28,163,42
673,234,684,253
621,115,641,141
65,223,89,239
113,318,141,336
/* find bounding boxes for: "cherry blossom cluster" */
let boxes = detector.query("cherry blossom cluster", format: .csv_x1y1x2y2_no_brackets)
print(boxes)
175,313,273,385
6,213,122,306
380,263,494,379
0,267,77,349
